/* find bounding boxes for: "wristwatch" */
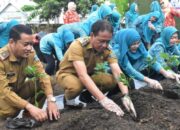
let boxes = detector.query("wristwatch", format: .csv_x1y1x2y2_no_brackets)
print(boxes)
47,97,56,102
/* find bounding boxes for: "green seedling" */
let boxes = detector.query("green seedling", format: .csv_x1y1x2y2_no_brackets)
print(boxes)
145,56,157,77
160,52,180,71
94,61,109,74
118,73,130,88
93,62,112,90
24,65,46,107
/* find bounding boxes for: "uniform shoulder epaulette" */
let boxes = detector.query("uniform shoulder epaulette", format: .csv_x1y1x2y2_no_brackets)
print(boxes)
78,37,89,46
0,50,9,61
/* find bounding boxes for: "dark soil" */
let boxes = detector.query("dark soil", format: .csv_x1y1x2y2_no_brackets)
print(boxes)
0,79,180,130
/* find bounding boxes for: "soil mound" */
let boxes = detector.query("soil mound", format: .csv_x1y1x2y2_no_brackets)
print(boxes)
0,79,180,130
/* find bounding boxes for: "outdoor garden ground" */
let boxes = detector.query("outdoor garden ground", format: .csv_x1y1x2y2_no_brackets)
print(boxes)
0,79,180,130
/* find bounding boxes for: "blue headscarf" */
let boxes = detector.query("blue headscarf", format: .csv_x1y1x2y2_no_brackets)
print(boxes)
115,29,148,67
0,22,8,31
110,10,121,32
0,19,19,47
91,4,99,13
125,2,139,24
57,22,87,38
55,28,74,48
81,4,112,35
141,11,160,43
156,26,178,48
97,4,112,19
62,29,75,46
42,29,74,60
149,26,179,68
142,11,160,25
150,1,164,24
109,3,116,10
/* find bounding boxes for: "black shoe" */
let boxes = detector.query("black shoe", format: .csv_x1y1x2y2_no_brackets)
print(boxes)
6,117,42,129
79,90,95,103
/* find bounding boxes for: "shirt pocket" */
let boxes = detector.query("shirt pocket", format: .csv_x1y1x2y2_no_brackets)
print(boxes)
6,72,17,84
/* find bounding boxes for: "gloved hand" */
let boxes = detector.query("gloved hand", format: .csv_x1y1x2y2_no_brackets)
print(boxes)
99,97,124,116
121,94,137,118
147,79,163,90
174,73,180,84
164,70,180,84
164,70,175,79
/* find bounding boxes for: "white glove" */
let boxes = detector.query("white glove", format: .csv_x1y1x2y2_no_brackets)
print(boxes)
99,97,124,116
164,70,176,79
164,70,180,84
147,79,163,90
121,94,137,118
174,73,180,84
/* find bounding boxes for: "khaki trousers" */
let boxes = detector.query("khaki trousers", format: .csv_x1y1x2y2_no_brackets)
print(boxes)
57,73,117,100
0,80,45,118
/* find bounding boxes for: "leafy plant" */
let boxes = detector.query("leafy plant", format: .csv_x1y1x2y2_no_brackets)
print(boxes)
145,56,157,76
118,73,130,88
110,0,129,16
160,52,180,70
22,0,103,22
94,61,109,74
24,65,46,107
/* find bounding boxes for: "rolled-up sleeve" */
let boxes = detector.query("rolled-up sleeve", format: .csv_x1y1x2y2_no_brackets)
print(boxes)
68,41,84,61
120,60,145,81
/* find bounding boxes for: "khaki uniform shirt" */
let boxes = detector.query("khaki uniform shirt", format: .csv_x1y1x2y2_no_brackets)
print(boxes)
0,45,53,109
56,37,117,76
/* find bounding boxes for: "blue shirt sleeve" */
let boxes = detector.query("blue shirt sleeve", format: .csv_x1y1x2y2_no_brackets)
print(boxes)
125,13,129,28
149,44,167,69
173,45,180,56
54,42,64,61
120,59,145,81
178,44,180,51
132,16,142,29
147,53,162,72
155,22,163,33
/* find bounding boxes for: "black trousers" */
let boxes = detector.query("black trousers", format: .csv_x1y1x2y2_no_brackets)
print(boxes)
42,53,57,75
33,45,46,63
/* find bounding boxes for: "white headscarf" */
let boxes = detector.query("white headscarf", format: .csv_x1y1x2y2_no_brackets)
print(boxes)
68,2,77,11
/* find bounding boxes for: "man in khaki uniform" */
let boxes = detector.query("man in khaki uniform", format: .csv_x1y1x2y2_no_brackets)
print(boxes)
0,25,60,122
56,20,136,117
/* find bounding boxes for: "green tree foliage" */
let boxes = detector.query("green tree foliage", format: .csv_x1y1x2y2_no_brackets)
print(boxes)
22,0,103,22
110,0,129,16
76,0,103,16
22,0,63,21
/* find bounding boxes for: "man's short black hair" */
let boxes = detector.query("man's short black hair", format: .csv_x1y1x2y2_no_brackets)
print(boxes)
9,24,32,42
91,20,113,36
